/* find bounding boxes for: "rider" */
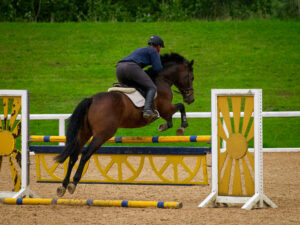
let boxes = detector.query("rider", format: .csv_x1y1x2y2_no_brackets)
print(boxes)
116,35,164,120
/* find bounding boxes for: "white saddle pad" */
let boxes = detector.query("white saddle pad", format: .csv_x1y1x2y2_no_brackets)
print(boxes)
108,87,145,108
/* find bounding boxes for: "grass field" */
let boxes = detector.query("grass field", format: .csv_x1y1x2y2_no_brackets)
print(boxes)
0,20,299,148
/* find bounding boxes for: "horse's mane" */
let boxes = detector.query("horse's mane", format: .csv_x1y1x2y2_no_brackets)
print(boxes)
145,52,188,82
160,53,186,66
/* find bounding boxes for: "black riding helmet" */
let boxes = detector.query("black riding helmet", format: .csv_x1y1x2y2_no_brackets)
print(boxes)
148,35,165,48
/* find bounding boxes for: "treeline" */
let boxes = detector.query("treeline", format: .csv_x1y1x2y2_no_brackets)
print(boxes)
1,0,299,22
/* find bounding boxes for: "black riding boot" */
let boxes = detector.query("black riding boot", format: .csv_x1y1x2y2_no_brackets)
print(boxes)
143,88,157,120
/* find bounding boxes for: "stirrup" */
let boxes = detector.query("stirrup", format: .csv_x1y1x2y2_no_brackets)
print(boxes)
143,109,159,120
143,110,155,119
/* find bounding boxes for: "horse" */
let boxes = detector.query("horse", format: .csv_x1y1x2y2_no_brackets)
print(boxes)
55,53,195,197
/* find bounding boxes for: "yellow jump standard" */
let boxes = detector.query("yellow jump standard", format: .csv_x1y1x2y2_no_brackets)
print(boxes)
2,198,182,209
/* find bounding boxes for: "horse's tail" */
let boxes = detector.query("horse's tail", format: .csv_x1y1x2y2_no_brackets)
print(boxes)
55,98,93,163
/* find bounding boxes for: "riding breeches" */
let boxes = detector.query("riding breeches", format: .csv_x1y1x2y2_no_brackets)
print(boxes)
116,62,156,92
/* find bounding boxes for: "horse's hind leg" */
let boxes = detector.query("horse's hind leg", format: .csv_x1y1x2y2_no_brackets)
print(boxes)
67,136,105,194
57,151,79,197
57,131,91,197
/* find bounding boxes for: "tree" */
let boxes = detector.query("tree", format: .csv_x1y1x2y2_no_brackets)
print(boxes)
298,0,300,20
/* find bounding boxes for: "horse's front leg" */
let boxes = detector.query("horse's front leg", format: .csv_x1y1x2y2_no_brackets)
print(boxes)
158,103,188,135
175,103,188,128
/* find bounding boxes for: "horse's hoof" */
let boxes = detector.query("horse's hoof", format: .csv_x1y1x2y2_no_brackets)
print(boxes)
67,183,76,194
57,186,66,197
158,123,168,132
182,121,188,128
176,127,185,136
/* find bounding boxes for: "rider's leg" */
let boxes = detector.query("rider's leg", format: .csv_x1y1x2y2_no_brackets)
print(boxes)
143,87,157,119
116,62,157,119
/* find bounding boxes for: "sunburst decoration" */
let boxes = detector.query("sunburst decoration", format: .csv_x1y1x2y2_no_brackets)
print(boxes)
217,96,255,197
0,96,22,191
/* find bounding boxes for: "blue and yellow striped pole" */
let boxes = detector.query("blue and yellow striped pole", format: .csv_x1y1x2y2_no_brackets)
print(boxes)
2,198,182,209
30,135,211,143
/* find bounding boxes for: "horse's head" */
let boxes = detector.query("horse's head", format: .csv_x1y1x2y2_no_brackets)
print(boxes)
160,53,195,104
176,59,194,104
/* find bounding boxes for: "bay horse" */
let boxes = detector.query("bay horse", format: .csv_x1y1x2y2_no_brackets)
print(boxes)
55,53,195,197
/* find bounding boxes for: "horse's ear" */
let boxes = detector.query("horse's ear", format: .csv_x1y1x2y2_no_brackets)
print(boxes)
190,60,194,66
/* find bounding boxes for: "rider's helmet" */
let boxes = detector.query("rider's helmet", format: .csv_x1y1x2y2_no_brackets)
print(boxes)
148,35,165,48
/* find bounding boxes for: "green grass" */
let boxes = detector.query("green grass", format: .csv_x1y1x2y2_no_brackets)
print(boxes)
0,20,299,148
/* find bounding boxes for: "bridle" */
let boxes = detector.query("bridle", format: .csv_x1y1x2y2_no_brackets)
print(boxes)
177,65,194,96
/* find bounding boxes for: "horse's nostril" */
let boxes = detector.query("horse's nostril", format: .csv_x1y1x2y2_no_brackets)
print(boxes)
187,99,194,104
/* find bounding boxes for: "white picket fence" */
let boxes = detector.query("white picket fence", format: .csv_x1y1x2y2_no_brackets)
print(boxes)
6,111,298,152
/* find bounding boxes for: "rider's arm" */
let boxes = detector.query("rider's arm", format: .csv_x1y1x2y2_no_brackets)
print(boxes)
150,50,163,72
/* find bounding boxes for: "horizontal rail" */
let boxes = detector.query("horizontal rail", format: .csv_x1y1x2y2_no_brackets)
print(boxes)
2,111,300,120
2,111,299,152
2,198,182,209
30,135,211,144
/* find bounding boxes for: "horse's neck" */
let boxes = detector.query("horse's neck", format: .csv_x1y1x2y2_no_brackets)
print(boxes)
156,64,179,87
156,75,173,87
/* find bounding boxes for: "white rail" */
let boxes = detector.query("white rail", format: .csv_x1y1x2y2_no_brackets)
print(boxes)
1,111,300,152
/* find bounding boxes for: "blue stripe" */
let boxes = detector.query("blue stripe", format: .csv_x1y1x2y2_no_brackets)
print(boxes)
190,136,197,142
121,200,128,207
115,137,122,143
44,136,50,142
16,198,23,205
152,136,159,143
52,199,58,204
157,202,164,208
86,200,93,206
29,145,210,155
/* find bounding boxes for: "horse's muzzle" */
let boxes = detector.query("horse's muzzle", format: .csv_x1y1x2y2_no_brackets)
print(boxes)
184,94,194,104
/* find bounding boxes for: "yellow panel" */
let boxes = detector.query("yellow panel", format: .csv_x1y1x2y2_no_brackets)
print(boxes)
0,99,2,131
218,117,228,141
231,97,242,134
3,97,9,129
219,157,232,195
103,160,115,174
218,152,227,173
242,97,254,136
173,164,178,182
159,161,170,174
242,157,254,196
246,122,254,142
35,155,42,181
12,120,21,138
124,160,137,174
218,97,232,135
202,157,208,184
180,160,193,176
9,155,21,191
40,155,64,181
232,159,242,196
246,152,254,171
9,97,21,131
117,162,123,181
34,153,207,185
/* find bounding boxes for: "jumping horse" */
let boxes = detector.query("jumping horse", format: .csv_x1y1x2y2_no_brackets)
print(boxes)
55,53,195,197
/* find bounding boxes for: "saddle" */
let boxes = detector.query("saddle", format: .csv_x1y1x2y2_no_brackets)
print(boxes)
108,83,156,108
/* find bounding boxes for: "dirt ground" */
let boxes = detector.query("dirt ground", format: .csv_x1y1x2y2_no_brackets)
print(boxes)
0,152,300,225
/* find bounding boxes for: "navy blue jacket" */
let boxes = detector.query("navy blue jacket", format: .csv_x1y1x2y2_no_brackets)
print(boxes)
119,47,163,72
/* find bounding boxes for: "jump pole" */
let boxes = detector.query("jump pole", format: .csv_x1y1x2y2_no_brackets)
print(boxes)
30,135,211,144
2,198,182,209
